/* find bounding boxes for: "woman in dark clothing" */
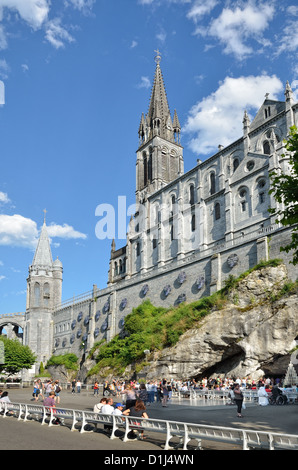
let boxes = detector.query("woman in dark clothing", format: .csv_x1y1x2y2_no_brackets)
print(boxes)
123,399,149,439
233,383,244,417
137,383,148,404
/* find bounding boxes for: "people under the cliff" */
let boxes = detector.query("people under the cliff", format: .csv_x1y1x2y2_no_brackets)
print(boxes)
233,383,244,417
137,383,148,404
258,385,269,406
123,384,137,409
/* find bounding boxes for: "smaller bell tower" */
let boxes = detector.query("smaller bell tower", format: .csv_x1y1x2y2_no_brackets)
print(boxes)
24,211,63,369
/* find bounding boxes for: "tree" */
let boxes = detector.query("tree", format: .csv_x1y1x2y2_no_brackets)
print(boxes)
269,125,298,264
0,337,36,376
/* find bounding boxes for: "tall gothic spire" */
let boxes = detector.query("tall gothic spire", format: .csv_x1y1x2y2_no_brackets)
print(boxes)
138,51,181,145
32,217,53,268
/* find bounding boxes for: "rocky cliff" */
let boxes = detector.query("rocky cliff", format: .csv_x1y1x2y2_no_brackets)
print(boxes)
142,264,298,381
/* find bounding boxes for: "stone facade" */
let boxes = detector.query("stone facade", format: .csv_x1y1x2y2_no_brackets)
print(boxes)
3,58,298,374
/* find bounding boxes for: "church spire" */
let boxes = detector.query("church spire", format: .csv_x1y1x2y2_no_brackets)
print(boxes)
31,214,53,268
146,51,171,140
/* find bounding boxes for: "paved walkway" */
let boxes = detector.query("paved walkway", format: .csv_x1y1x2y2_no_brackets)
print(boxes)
1,387,297,451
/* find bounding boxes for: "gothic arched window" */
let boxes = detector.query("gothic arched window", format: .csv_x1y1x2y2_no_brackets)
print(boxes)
191,213,196,231
34,283,40,307
143,152,148,185
215,202,221,220
44,282,50,307
190,184,195,205
233,159,239,172
263,141,270,155
210,172,216,195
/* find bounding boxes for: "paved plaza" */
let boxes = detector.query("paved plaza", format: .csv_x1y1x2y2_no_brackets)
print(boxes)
0,387,297,452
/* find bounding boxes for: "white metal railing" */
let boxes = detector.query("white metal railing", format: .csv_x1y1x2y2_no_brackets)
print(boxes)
1,401,298,450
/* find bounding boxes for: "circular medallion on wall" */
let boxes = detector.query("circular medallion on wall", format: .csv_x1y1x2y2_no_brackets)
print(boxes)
77,328,82,338
77,311,83,322
177,293,186,304
227,254,239,268
103,300,110,314
101,321,108,333
71,320,76,330
196,276,205,290
82,333,88,342
120,298,127,310
84,316,90,326
94,327,99,338
119,318,125,329
95,310,101,321
141,284,149,296
178,271,186,284
70,334,75,344
163,285,171,297
62,338,67,347
55,338,60,347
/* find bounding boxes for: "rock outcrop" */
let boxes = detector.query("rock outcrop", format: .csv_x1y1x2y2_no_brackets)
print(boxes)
142,264,298,381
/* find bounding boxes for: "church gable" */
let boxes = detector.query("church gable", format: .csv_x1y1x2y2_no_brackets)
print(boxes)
230,152,268,186
250,99,285,132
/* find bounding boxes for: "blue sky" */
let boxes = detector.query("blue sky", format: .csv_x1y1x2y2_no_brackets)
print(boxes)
0,0,297,314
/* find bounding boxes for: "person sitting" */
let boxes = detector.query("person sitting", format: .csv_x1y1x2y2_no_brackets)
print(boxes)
100,397,114,433
0,391,11,403
123,399,148,440
93,397,107,413
112,403,124,416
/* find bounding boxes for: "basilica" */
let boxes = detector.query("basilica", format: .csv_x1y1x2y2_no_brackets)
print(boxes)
1,55,297,374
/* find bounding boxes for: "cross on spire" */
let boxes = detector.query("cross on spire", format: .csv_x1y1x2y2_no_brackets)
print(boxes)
43,208,47,224
154,49,161,65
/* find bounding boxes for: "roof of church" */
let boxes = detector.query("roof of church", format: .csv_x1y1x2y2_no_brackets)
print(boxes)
147,61,171,127
32,221,53,268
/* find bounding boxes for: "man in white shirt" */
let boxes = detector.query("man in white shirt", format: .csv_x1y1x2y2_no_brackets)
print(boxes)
100,398,114,414
100,397,114,434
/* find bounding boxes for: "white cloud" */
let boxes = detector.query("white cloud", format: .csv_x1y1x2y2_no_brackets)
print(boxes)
137,76,151,89
0,0,50,29
0,275,6,281
192,1,275,60
44,17,75,49
0,214,39,249
186,0,218,22
47,223,87,240
0,191,10,204
183,74,284,156
0,214,87,249
65,0,95,12
0,0,95,51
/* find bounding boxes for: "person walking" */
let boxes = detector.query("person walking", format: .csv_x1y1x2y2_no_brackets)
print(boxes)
93,381,99,396
137,383,148,405
54,380,61,404
233,383,244,417
161,379,169,407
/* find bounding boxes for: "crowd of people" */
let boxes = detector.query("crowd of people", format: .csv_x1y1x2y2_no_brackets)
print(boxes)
31,378,62,404
1,374,296,431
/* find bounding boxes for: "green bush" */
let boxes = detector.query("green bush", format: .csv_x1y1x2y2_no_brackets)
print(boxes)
46,353,79,371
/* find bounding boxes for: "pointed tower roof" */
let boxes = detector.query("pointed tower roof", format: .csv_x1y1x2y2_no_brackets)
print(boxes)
173,109,181,130
147,51,171,136
32,215,53,268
